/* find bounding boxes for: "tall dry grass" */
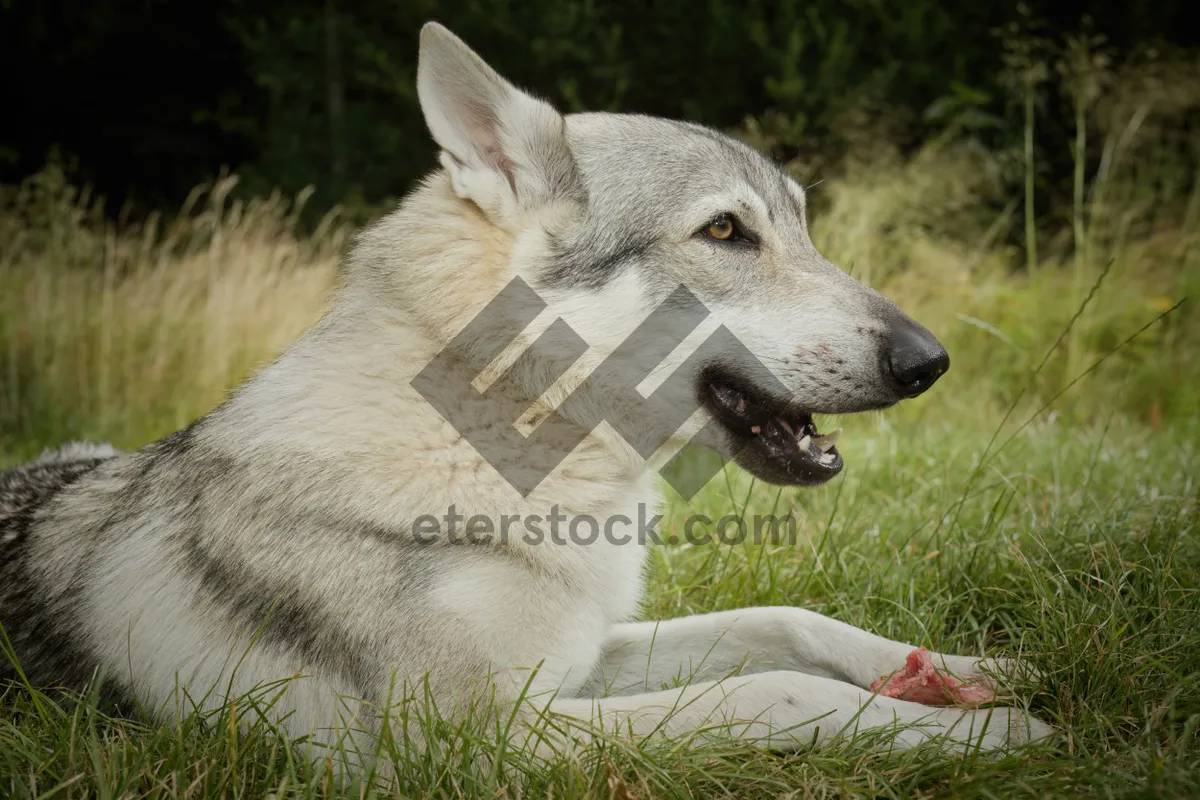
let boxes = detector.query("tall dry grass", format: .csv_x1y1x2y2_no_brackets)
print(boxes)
0,172,345,459
1,52,1197,463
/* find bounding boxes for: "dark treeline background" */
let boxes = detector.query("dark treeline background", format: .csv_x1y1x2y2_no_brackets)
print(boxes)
2,0,1196,221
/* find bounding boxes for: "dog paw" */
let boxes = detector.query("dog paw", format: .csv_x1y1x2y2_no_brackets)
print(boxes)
955,654,1048,697
944,705,1056,750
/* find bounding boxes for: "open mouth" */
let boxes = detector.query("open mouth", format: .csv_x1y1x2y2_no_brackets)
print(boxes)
700,367,843,486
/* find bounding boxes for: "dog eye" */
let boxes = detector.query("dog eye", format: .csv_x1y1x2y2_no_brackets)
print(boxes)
705,215,737,241
701,214,757,246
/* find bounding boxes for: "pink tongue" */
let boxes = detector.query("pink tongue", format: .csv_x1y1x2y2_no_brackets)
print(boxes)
869,648,996,706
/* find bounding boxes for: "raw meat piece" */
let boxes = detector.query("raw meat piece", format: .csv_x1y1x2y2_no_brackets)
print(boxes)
869,647,995,706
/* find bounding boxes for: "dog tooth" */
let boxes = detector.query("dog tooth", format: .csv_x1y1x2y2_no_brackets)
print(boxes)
814,427,842,453
779,418,794,435
797,434,812,451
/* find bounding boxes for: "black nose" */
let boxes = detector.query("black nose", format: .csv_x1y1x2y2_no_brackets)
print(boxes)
887,318,950,398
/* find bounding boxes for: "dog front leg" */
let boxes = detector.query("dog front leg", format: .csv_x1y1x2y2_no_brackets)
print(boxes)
581,607,1002,697
524,670,1049,757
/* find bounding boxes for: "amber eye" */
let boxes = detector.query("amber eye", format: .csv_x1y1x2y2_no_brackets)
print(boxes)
705,215,736,241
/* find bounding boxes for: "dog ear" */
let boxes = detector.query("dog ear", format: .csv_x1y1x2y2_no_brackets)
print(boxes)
417,22,583,226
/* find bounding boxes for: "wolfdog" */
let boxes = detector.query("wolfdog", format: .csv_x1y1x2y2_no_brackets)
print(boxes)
1,22,1052,772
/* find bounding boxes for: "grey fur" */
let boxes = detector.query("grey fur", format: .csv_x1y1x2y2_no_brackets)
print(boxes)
0,22,1051,772
0,443,128,705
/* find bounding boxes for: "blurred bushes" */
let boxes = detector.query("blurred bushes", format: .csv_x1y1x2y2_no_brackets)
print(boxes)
2,0,1198,226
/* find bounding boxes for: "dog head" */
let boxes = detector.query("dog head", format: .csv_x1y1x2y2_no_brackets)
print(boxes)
410,22,948,487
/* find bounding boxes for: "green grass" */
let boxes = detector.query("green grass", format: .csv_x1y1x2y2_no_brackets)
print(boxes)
2,400,1197,797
